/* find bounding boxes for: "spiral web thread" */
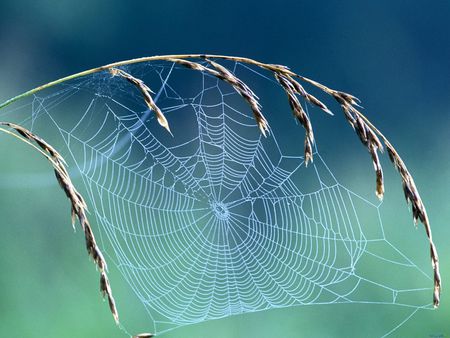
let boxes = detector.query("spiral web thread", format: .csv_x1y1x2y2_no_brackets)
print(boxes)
3,61,434,335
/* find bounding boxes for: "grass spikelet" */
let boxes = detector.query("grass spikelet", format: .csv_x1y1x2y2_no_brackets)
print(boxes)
100,271,119,324
206,59,269,136
386,143,441,307
275,72,315,164
168,58,269,136
0,122,120,323
110,68,172,135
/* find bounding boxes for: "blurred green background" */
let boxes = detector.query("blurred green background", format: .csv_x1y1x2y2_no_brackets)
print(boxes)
0,1,449,337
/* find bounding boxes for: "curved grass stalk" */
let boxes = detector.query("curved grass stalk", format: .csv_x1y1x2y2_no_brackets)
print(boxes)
0,122,119,324
0,55,440,331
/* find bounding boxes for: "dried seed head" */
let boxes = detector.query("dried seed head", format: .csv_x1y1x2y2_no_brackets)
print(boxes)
205,59,269,136
288,77,307,97
331,90,361,107
256,116,269,137
167,58,206,72
368,141,384,200
368,129,383,152
100,271,109,297
375,168,384,200
341,103,357,125
169,58,270,136
0,122,119,324
278,74,333,116
305,93,333,115
341,110,385,200
304,137,313,166
371,132,439,307
100,271,119,324
275,73,316,162
355,116,368,144
110,68,172,135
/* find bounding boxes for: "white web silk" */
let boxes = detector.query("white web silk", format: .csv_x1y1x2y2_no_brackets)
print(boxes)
1,61,433,334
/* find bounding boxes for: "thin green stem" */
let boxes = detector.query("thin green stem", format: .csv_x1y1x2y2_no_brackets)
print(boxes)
0,54,294,111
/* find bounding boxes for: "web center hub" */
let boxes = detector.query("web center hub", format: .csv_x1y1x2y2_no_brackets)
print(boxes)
211,201,230,220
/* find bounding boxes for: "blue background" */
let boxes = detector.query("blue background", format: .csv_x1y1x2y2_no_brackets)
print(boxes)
0,1,449,337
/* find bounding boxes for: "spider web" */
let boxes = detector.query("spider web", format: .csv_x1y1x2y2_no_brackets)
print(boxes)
0,61,434,335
